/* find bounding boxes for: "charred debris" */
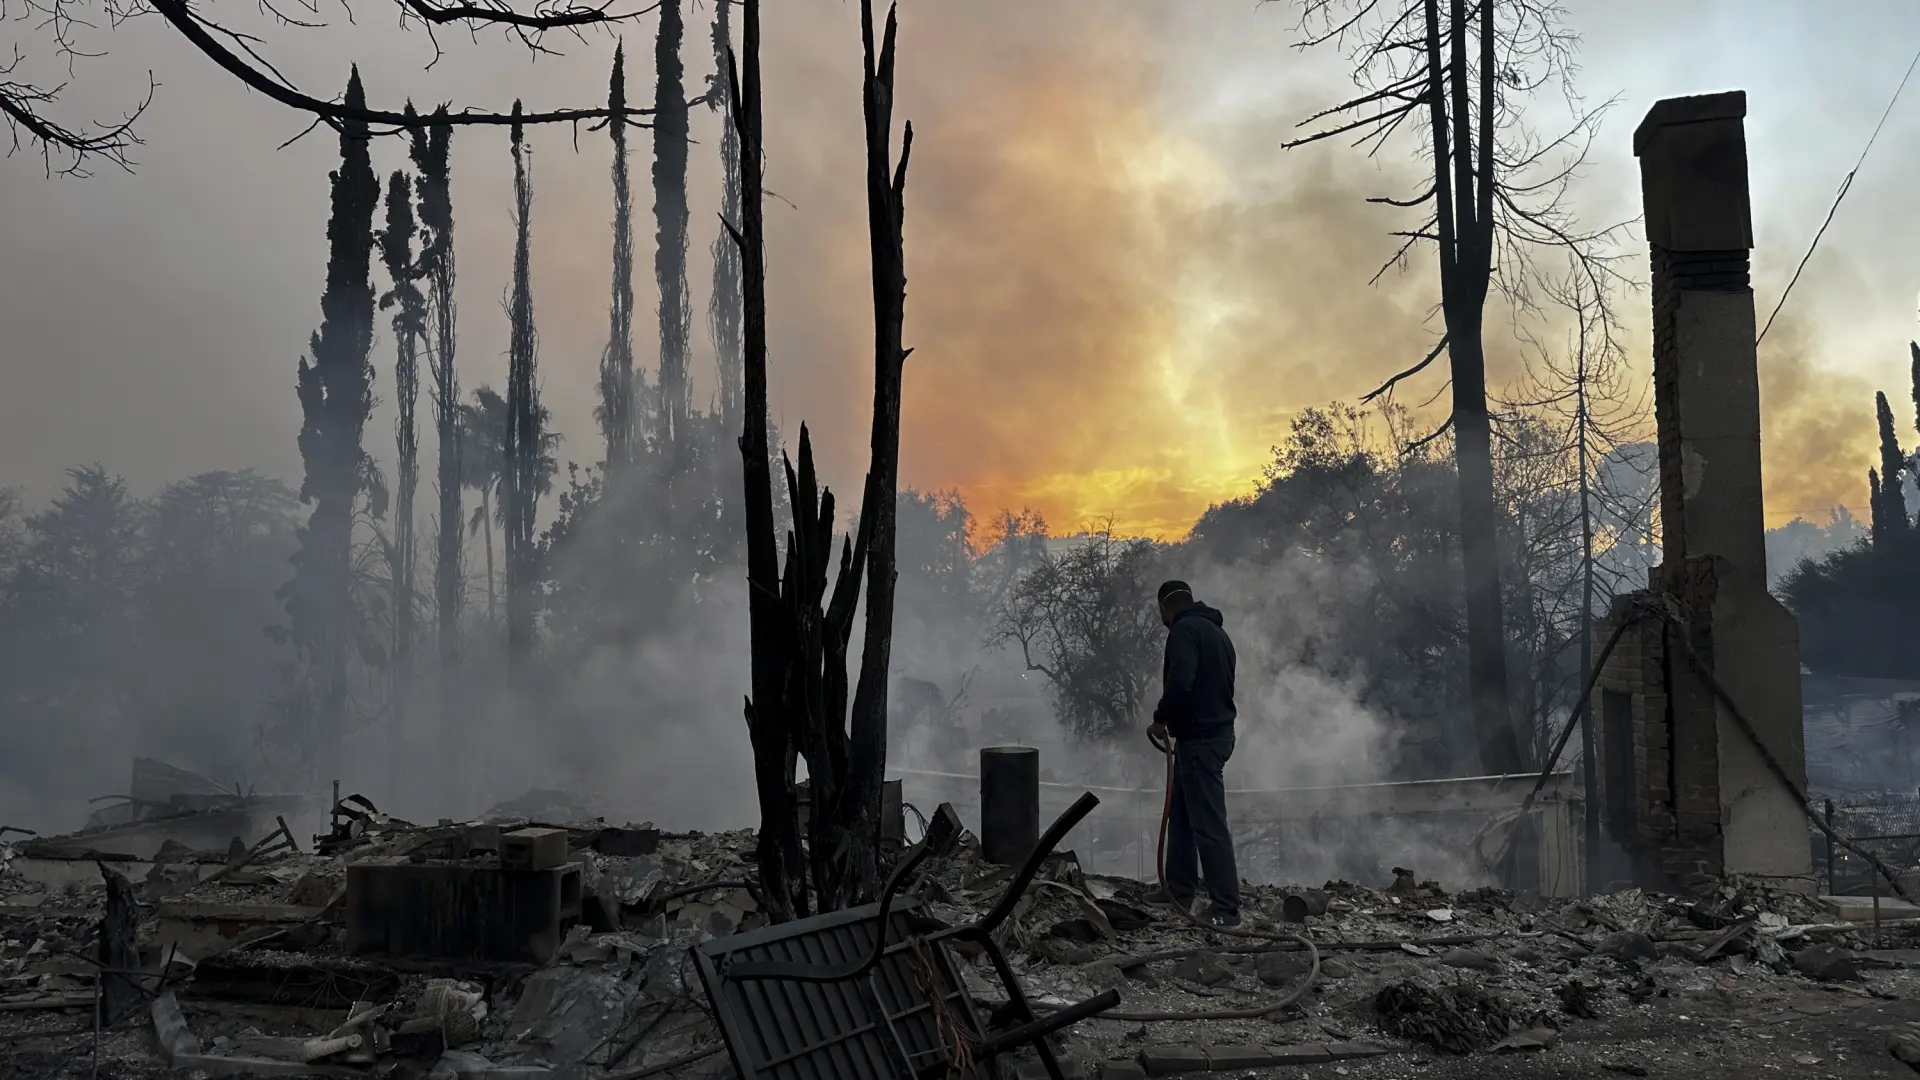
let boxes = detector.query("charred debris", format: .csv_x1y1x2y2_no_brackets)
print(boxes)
3,765,1920,1079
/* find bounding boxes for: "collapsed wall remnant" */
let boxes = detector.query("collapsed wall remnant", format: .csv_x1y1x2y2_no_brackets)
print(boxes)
1593,90,1813,891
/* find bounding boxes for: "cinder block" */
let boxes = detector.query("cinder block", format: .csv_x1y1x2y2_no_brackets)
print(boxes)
345,858,581,963
462,823,503,856
501,827,569,871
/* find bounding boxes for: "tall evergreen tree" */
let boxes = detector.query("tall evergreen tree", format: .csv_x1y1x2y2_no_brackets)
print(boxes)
600,45,637,467
1874,389,1909,545
504,105,542,675
285,67,379,772
409,107,462,731
653,0,691,451
706,0,743,424
1910,341,1920,442
378,169,425,765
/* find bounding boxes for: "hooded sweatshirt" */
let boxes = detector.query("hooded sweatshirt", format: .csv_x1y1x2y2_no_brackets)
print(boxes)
1153,602,1236,739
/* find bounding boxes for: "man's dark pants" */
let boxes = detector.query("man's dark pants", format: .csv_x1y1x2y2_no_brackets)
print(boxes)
1165,730,1239,918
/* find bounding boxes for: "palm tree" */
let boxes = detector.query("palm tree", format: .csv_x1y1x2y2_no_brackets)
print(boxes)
458,386,559,624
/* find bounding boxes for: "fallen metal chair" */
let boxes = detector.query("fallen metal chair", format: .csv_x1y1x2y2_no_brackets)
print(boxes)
693,792,1119,1080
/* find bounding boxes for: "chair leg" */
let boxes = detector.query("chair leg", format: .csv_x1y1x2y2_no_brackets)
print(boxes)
978,935,1067,1080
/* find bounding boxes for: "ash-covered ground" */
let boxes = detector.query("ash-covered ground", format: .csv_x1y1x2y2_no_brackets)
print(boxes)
5,783,1920,1080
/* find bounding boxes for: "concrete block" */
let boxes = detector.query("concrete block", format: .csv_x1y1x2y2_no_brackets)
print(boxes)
1262,1044,1334,1066
1823,895,1920,923
501,827,569,871
345,858,581,963
1099,1062,1147,1080
462,823,503,855
1199,1046,1281,1069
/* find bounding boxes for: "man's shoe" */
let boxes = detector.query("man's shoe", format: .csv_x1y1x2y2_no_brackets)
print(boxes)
1204,911,1242,928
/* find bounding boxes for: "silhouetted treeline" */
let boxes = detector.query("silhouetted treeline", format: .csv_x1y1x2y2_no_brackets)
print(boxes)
1782,342,1920,679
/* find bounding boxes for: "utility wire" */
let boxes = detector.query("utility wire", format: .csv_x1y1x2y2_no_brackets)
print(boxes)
1757,43,1920,347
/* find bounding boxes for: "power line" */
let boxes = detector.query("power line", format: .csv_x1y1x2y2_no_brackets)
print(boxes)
1756,43,1920,348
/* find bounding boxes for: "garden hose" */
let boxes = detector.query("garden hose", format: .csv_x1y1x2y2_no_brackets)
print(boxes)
1121,729,1320,1020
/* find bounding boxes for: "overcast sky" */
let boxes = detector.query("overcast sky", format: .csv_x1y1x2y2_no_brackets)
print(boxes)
4,0,1919,537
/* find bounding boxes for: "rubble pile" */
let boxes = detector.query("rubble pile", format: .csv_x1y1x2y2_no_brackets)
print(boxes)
4,775,1920,1079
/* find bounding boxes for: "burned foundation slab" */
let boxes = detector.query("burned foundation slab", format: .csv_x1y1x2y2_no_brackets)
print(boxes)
343,857,582,964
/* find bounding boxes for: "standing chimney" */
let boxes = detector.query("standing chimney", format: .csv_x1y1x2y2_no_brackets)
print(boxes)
1628,91,1811,888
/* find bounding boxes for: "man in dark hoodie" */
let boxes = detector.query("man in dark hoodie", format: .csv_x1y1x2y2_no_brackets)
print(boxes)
1147,580,1240,926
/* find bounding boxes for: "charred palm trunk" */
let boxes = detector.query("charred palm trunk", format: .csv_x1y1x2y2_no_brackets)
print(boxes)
288,69,379,780
504,105,540,681
601,47,637,468
654,0,691,457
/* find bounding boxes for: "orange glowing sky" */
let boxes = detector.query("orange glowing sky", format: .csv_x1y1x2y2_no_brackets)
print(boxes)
4,0,1920,541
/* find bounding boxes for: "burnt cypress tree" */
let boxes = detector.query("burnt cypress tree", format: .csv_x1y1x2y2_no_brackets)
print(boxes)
1875,389,1910,545
653,0,691,452
1910,340,1920,440
706,0,743,424
410,108,463,725
503,104,541,675
286,67,379,771
378,169,426,763
600,45,637,467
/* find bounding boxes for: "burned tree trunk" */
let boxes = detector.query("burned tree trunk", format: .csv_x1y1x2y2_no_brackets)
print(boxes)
833,0,913,912
97,866,140,1026
1288,0,1629,775
600,46,637,467
503,104,541,675
706,0,743,426
784,427,867,911
653,0,691,452
410,108,463,787
726,0,913,918
286,67,379,773
727,0,806,924
378,169,425,777
1431,0,1516,774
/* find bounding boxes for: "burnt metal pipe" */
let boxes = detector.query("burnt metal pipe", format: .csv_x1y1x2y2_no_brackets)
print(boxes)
980,746,1039,866
1281,889,1329,924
